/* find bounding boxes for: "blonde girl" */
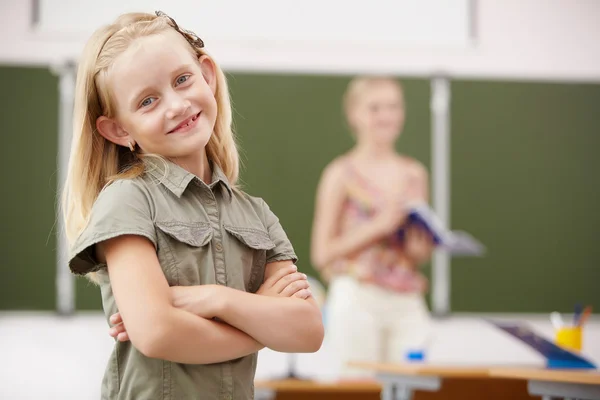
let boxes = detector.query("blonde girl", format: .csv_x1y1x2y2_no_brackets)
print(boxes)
64,11,323,399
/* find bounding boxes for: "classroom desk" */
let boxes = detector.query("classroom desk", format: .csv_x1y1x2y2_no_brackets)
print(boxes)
254,369,538,400
254,378,381,400
349,361,547,400
348,361,491,400
490,368,600,400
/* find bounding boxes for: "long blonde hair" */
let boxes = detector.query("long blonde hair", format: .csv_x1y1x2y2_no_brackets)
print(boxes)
62,12,239,246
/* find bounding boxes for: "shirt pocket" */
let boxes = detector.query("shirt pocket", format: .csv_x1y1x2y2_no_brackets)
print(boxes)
155,221,213,286
223,225,276,293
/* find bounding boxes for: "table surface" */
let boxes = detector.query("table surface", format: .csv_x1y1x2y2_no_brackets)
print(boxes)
254,378,382,392
489,367,600,385
347,361,496,378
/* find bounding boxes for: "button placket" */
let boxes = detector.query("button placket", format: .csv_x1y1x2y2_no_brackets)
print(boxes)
201,185,227,286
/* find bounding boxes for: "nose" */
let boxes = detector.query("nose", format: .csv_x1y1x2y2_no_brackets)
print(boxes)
165,92,191,120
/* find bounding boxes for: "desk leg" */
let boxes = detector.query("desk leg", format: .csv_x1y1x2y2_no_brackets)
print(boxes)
381,382,396,400
381,383,413,400
254,388,276,400
396,386,413,400
378,374,441,400
528,380,600,400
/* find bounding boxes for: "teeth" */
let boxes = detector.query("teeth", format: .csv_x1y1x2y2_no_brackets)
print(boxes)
173,114,199,132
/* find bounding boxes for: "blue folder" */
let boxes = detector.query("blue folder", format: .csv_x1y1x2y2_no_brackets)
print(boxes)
396,204,486,256
490,320,597,370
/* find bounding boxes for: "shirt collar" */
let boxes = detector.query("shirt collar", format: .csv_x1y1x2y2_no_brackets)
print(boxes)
143,157,233,200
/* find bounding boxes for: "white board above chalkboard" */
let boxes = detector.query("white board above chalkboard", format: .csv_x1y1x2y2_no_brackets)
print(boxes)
32,0,473,49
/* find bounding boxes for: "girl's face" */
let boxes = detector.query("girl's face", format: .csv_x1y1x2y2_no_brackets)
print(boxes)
97,30,218,164
349,82,405,146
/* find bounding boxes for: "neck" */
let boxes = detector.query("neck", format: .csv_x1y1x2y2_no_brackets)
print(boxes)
352,140,396,161
171,150,212,183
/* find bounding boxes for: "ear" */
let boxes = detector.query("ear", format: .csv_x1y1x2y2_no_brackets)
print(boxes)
96,116,132,148
198,55,217,95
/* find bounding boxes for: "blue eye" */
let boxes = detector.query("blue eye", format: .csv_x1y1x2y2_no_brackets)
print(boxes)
176,75,190,85
140,97,155,108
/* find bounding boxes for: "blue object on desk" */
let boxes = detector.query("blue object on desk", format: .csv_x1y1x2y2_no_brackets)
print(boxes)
489,321,597,370
406,349,426,362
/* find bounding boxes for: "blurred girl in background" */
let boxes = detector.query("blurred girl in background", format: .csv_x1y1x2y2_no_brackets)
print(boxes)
311,76,433,377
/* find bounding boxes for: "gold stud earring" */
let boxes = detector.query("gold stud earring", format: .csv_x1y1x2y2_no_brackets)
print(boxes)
128,141,135,152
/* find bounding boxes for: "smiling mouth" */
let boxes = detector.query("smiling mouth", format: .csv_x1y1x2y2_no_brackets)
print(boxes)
169,112,201,134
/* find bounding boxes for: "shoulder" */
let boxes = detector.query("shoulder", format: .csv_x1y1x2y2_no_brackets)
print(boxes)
92,177,155,215
323,155,350,176
232,189,271,217
396,155,428,178
317,155,352,189
99,176,151,198
69,177,158,276
230,190,288,230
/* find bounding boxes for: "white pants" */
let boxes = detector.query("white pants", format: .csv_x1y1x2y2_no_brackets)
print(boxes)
324,276,432,378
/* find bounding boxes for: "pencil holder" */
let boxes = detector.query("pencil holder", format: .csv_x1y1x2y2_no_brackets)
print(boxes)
555,326,582,352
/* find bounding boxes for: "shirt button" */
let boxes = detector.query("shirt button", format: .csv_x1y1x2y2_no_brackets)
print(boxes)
215,243,223,252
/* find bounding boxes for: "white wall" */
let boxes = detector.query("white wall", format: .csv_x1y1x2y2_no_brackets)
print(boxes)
1,0,599,82
1,313,598,399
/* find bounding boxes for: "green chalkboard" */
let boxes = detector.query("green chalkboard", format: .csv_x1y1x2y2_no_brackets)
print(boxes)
1,66,597,313
450,80,600,313
0,67,58,310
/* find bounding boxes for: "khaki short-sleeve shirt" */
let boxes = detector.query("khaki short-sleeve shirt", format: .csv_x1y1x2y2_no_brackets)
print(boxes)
69,158,297,400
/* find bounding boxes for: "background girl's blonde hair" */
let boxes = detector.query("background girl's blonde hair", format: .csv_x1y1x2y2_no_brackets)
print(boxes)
62,12,239,248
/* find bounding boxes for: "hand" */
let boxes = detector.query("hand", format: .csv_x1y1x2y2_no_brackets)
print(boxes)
107,284,224,342
171,284,223,319
404,226,434,264
257,264,312,299
108,312,129,342
374,197,409,236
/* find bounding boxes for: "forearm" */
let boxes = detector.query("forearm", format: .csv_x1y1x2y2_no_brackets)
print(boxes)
314,219,387,268
148,307,263,364
216,287,323,353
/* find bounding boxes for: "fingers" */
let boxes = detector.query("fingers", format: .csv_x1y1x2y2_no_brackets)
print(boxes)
272,272,307,294
109,323,130,342
280,278,310,297
109,312,122,325
407,225,432,243
292,288,312,299
109,322,126,338
263,264,298,288
109,313,130,342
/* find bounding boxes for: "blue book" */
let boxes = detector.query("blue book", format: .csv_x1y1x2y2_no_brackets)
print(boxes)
490,321,597,370
396,203,486,256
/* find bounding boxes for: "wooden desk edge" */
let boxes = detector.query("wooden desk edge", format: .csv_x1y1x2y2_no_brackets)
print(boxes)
489,368,600,385
347,361,491,378
254,379,381,393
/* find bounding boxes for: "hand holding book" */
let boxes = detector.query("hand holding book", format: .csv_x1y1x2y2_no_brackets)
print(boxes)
396,203,486,257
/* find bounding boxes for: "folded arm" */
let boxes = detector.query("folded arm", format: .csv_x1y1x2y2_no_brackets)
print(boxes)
215,260,324,353
102,234,263,364
172,261,324,353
